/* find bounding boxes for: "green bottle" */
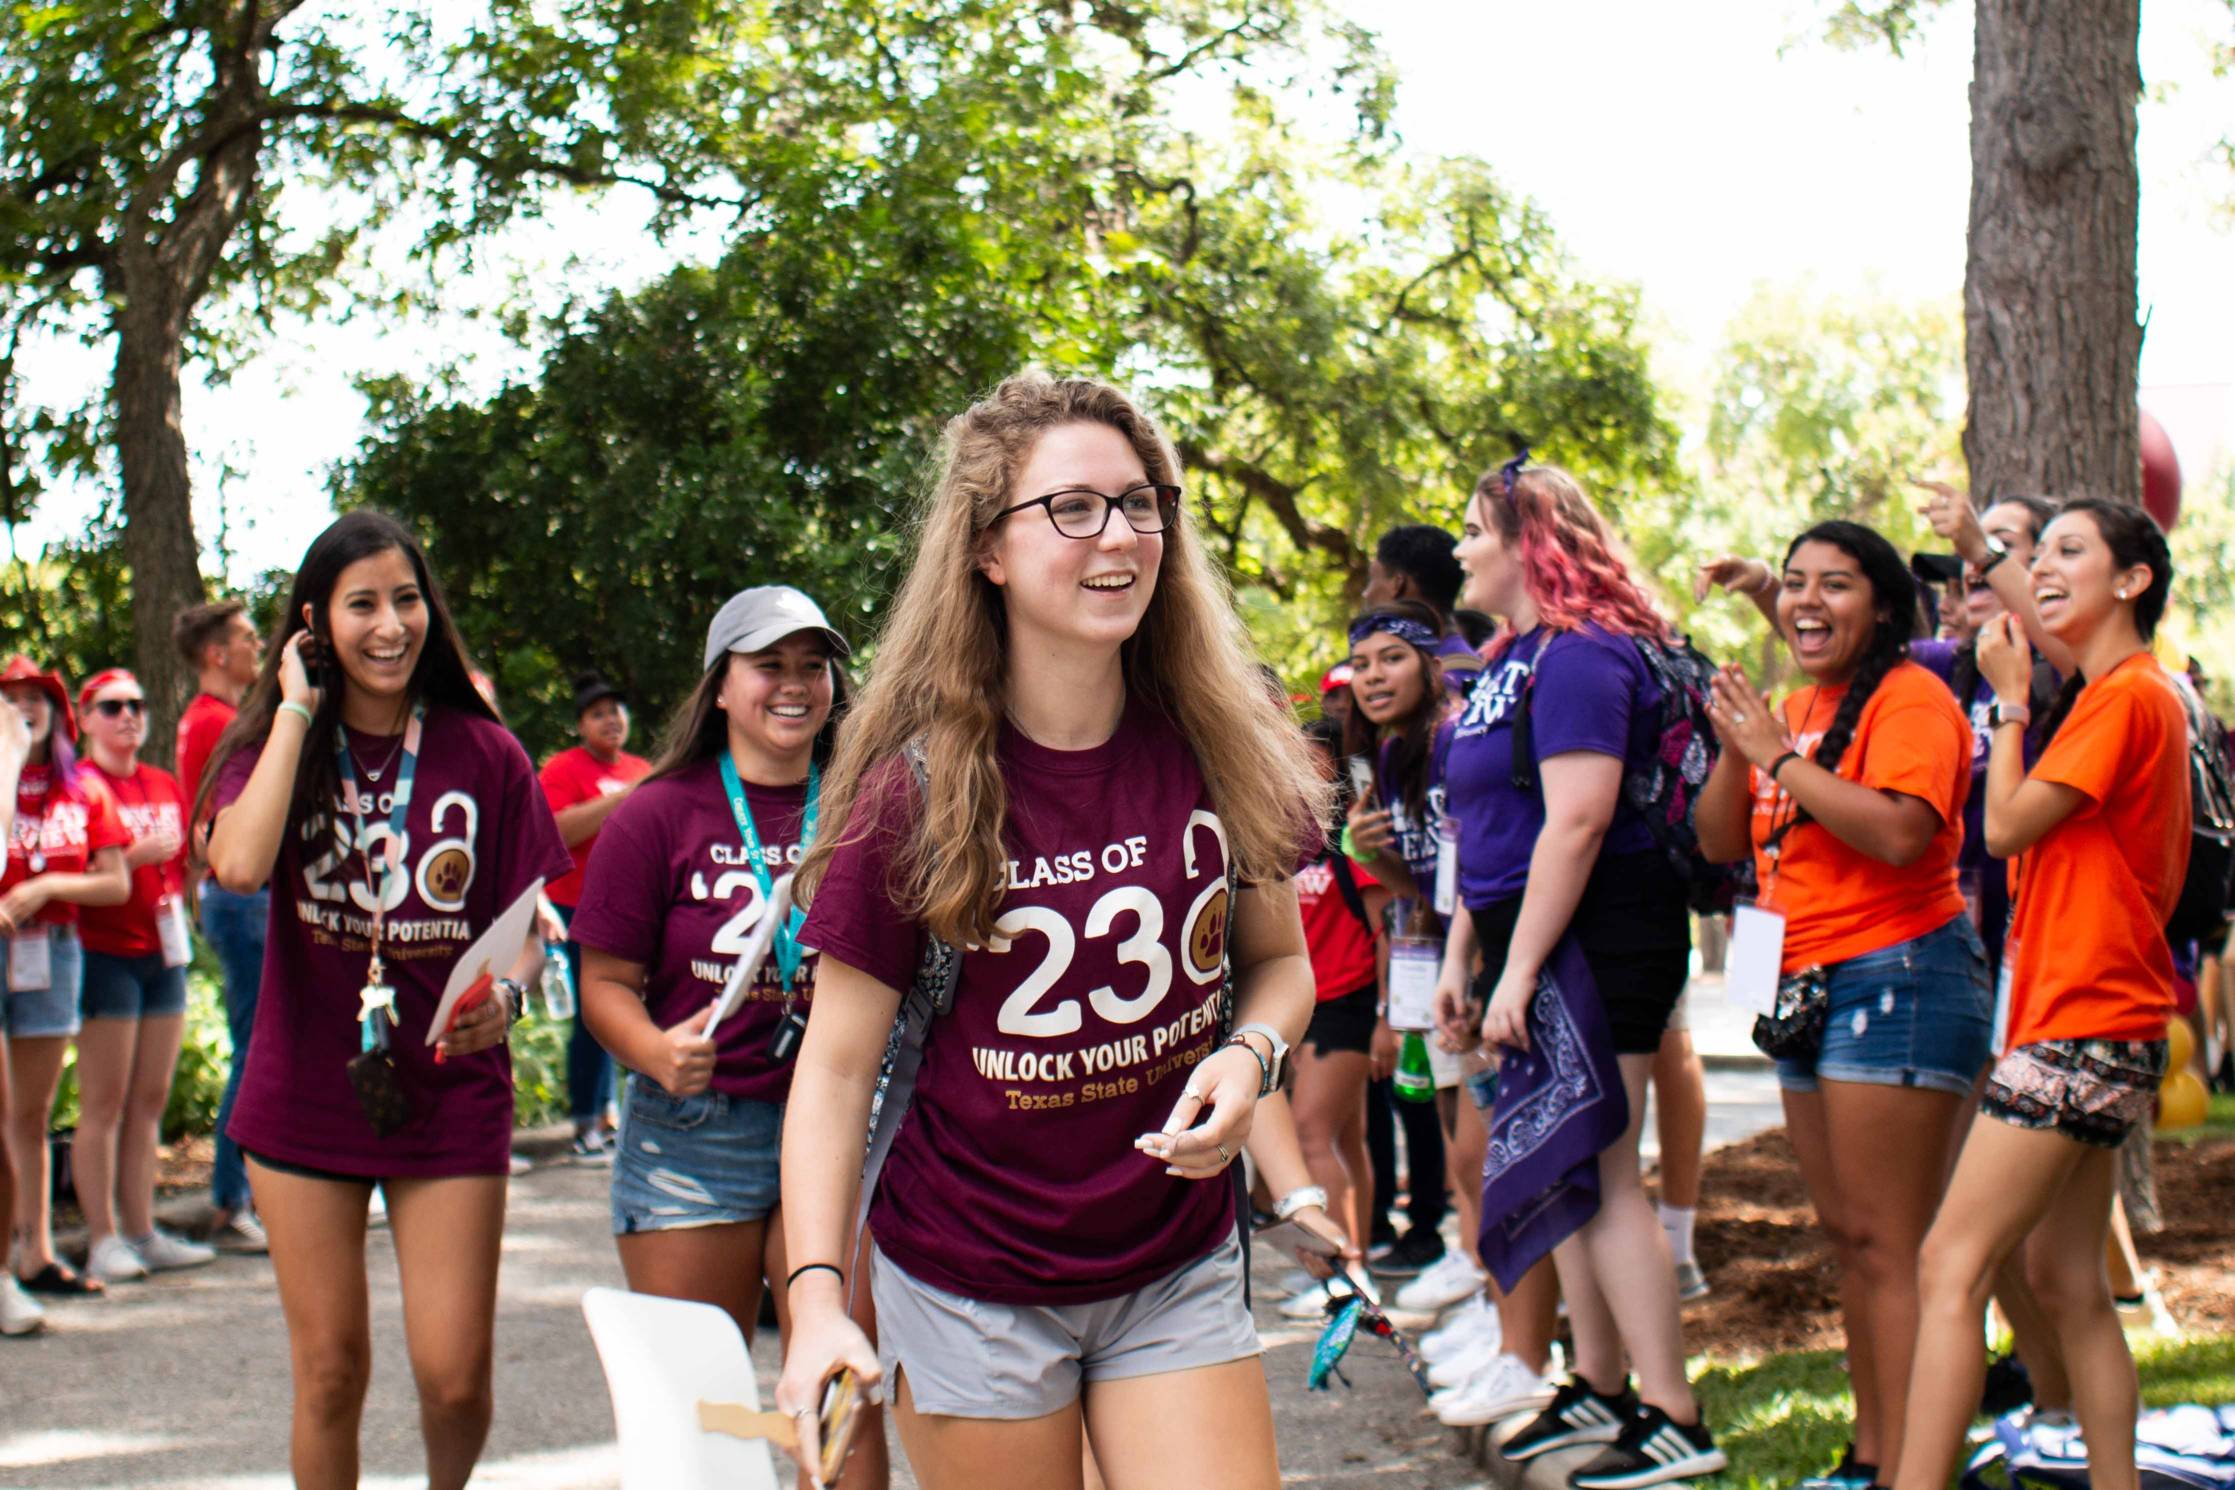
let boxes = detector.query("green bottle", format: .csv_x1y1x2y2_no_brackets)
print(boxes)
1394,1032,1436,1103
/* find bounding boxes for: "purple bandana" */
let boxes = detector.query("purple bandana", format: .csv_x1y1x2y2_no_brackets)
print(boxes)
1347,616,1442,652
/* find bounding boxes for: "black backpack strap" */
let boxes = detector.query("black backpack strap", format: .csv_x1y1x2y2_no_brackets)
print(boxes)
1509,673,1539,792
1326,850,1377,939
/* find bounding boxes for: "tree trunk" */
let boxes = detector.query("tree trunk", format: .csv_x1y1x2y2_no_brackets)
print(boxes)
113,281,205,765
1964,0,2142,508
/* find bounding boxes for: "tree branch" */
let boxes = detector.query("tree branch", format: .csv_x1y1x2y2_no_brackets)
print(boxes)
1176,437,1358,570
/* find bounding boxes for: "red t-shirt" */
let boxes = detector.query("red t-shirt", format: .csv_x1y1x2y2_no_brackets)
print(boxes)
176,691,236,818
2005,655,2191,1047
539,745,652,907
3,765,131,927
800,702,1255,1306
1297,855,1380,1001
77,763,190,957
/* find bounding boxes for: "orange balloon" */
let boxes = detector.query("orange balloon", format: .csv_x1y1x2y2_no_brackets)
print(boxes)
2157,1069,2208,1131
2166,1018,2195,1076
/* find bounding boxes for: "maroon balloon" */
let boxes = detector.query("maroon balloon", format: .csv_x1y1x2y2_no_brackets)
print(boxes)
2141,407,2182,531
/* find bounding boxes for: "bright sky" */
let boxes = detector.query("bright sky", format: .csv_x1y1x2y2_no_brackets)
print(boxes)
18,0,2235,583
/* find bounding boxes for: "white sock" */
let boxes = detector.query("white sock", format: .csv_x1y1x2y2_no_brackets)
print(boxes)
1660,1203,1697,1267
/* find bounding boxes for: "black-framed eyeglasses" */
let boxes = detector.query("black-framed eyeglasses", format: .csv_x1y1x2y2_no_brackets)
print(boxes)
994,484,1182,540
93,699,146,718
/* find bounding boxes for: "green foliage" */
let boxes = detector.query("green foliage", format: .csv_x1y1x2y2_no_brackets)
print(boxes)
2165,461,2235,712
510,1001,573,1131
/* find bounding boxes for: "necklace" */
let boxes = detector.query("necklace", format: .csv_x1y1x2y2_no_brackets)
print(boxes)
348,731,407,785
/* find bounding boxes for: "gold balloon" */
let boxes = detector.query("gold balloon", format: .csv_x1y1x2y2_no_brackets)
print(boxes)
2157,1069,2209,1131
2165,1018,2195,1077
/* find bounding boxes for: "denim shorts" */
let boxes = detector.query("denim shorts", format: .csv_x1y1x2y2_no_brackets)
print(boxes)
871,1231,1259,1419
1776,915,1992,1097
611,1080,783,1234
81,948,190,1020
1,927,84,1039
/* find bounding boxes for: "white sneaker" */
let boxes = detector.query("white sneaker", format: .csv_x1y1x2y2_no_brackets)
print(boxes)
86,1234,149,1284
1,1274,48,1336
1422,1293,1500,1363
1435,1353,1555,1428
1278,1271,1380,1320
1396,1249,1487,1314
508,1152,533,1178
208,1209,268,1255
132,1228,215,1272
1429,1331,1508,1390
2117,1284,2179,1340
1272,1265,1319,1297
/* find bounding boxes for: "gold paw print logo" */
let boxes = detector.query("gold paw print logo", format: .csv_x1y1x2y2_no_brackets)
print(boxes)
1184,884,1229,983
423,847,473,905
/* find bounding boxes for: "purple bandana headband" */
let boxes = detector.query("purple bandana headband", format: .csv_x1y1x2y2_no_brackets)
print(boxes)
1347,616,1442,652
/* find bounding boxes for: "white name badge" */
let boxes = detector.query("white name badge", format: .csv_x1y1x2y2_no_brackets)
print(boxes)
1725,902,1785,1016
1991,949,2014,1058
1386,937,1441,1031
156,894,192,970
1432,831,1458,919
7,927,53,993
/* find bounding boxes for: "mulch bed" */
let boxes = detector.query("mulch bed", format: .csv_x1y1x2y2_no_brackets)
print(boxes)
1679,1126,2235,1358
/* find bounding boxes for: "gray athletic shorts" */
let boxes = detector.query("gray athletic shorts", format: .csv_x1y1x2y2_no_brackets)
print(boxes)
872,1231,1261,1420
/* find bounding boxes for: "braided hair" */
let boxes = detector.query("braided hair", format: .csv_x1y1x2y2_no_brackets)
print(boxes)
1785,521,1918,780
2036,498,2176,743
1949,495,2059,711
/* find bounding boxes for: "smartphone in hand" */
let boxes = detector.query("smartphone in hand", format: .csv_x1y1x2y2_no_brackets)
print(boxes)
817,1369,863,1485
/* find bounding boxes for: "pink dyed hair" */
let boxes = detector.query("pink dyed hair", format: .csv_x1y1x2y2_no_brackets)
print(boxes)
1473,464,1669,652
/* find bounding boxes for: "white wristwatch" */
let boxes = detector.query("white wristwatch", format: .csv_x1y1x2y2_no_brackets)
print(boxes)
1228,1021,1291,1095
1273,1185,1328,1221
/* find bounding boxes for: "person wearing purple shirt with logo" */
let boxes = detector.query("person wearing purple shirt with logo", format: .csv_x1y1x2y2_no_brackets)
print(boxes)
572,585,889,1489
1431,459,1723,1484
203,512,571,1490
773,375,1325,1489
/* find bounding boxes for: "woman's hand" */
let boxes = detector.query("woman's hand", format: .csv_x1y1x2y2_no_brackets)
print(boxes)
1286,1204,1349,1281
1976,614,2033,701
437,987,512,1059
774,1280,882,1490
1914,477,1990,565
1694,554,1775,603
1432,970,1475,1054
647,1005,719,1097
1369,1017,1398,1081
1480,964,1537,1053
1706,665,1790,769
127,824,184,870
278,632,322,712
0,879,51,936
1136,1042,1261,1179
1346,798,1398,861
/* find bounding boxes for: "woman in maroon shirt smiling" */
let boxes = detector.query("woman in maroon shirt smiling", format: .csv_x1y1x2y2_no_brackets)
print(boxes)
778,375,1325,1489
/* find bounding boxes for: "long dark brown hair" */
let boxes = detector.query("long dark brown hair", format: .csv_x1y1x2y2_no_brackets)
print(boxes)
1340,600,1448,822
2038,498,2176,743
196,510,499,837
643,648,852,787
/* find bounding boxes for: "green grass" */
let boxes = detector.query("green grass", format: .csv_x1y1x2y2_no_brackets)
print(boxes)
1686,1334,2235,1489
2163,1090,2235,1146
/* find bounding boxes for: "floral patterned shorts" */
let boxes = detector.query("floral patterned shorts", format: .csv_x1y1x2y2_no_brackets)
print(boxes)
1982,1037,2169,1149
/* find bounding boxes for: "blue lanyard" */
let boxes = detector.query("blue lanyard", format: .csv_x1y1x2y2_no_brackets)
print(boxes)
335,703,425,1050
716,753,818,995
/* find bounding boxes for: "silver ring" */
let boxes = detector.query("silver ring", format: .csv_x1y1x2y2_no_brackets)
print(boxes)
1183,1084,1204,1101
1732,713,1747,725
1216,1143,1231,1164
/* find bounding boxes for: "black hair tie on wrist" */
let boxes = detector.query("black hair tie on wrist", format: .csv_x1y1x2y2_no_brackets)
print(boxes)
787,1262,844,1290
1769,750,1802,784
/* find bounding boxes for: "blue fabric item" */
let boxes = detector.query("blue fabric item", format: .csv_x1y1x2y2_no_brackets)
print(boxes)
552,905,613,1125
200,882,267,1212
610,1079,784,1232
1475,933,1627,1293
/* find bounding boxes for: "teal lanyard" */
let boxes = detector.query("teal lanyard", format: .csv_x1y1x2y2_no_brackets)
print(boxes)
716,754,818,995
337,703,425,1052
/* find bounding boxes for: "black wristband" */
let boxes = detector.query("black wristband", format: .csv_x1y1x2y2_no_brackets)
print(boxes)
1769,750,1802,784
787,1262,844,1290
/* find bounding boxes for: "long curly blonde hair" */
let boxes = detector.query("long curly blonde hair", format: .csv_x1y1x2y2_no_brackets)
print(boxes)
795,373,1328,948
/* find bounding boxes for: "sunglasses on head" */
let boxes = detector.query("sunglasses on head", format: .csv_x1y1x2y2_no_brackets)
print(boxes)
92,698,146,719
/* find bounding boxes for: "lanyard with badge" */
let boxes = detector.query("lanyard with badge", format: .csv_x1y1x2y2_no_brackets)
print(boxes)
6,788,54,991
339,705,425,1056
1724,689,1819,1016
717,753,819,1061
111,768,193,970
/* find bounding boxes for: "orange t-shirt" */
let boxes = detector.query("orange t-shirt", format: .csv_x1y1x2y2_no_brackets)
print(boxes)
2003,654,2190,1047
1750,660,1972,971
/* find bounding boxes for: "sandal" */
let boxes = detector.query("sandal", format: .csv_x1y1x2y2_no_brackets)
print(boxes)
17,1261,104,1296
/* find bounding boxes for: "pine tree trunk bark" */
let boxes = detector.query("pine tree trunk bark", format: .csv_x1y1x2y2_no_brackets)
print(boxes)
113,283,205,764
1964,0,2143,507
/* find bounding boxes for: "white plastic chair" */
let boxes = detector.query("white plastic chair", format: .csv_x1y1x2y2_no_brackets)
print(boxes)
581,1285,783,1490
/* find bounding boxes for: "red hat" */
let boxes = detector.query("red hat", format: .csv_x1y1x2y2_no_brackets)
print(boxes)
1,655,76,743
1319,663,1355,695
77,667,138,715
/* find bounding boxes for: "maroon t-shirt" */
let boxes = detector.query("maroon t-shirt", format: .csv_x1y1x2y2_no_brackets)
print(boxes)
212,706,573,1178
568,759,813,1105
800,703,1243,1306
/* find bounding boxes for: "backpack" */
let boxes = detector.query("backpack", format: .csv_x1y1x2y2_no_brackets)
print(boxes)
2167,673,2235,944
1510,631,1741,915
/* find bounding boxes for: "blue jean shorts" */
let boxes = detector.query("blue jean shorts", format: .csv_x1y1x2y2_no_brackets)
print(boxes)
2,927,85,1039
81,948,190,1020
1776,915,1992,1097
611,1079,783,1234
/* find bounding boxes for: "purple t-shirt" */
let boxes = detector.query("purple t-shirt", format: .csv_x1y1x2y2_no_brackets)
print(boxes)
1377,728,1452,929
214,707,572,1178
800,702,1242,1306
1438,632,1486,699
1445,624,1660,907
569,759,812,1105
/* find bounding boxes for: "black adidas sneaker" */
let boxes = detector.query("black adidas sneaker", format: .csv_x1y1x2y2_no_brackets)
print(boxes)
1568,1402,1728,1489
1499,1375,1638,1462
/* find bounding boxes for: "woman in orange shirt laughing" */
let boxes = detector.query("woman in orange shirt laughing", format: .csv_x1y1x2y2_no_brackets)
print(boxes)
1893,500,2185,1490
1695,521,1990,1490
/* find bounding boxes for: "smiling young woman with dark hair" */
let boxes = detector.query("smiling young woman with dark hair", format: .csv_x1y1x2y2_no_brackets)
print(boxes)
201,510,571,1490
1695,520,1989,1490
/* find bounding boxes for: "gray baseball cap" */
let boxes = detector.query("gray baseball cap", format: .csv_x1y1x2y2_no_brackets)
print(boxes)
702,586,851,672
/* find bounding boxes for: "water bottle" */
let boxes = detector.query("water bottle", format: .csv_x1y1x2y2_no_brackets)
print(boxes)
1461,1046,1499,1111
1394,1032,1436,1103
539,942,577,1022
